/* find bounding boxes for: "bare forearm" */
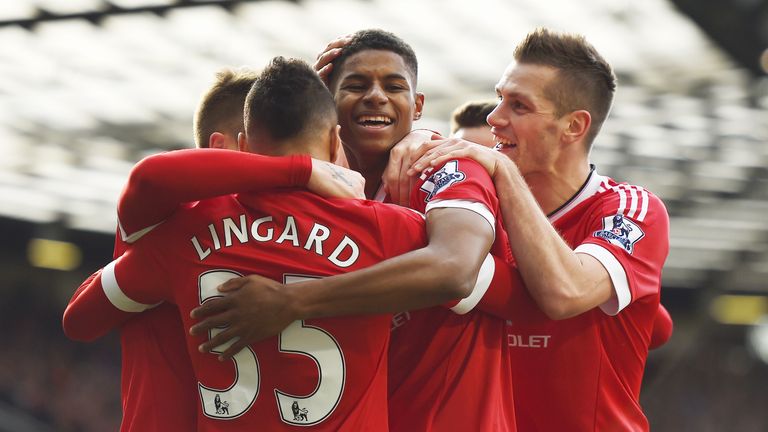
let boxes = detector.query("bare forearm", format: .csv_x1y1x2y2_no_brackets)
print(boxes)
287,247,461,319
286,208,492,320
494,160,600,318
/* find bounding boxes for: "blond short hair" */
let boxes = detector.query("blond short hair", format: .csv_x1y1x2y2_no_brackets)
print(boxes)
193,67,259,148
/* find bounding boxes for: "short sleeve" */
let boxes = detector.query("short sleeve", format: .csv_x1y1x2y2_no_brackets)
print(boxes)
409,158,498,236
105,238,171,309
574,187,670,315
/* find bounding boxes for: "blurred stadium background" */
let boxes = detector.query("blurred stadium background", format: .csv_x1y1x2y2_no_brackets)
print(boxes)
0,0,766,430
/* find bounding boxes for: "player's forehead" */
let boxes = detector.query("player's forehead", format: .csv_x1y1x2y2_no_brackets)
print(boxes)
337,49,415,84
495,62,557,101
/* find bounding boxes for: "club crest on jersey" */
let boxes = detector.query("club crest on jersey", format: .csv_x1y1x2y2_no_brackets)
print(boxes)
419,160,466,202
593,214,644,254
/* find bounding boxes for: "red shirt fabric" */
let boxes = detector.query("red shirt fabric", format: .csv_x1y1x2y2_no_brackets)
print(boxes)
502,169,670,432
387,158,516,432
93,191,427,431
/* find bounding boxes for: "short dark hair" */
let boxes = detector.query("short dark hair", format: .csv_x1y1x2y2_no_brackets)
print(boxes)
514,28,616,148
328,29,418,87
450,100,497,134
194,68,258,148
245,57,337,142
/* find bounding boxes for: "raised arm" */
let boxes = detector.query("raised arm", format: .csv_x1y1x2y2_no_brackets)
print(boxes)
117,149,312,240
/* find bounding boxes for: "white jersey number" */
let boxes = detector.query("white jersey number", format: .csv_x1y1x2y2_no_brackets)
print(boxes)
197,271,346,425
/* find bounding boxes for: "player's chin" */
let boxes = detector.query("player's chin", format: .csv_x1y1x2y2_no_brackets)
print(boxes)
357,136,399,156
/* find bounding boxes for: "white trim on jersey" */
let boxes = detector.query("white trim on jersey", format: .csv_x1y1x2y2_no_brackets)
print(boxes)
101,260,159,313
118,219,162,244
574,243,631,316
425,199,496,236
451,254,495,315
549,170,606,224
606,184,651,223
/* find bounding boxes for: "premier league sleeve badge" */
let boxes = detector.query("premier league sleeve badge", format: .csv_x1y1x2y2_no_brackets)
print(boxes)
593,214,645,254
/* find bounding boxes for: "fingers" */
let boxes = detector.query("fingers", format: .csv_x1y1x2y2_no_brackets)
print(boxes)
316,63,333,85
314,47,343,66
198,327,239,354
407,140,455,175
396,153,412,206
312,46,343,77
382,150,405,205
189,311,232,336
317,35,352,59
217,277,247,293
190,296,231,320
219,338,251,361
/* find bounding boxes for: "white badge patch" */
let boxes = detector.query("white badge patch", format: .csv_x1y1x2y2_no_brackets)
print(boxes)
419,160,466,202
593,214,645,254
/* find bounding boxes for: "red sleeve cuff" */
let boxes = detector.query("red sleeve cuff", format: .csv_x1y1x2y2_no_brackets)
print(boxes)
290,154,313,187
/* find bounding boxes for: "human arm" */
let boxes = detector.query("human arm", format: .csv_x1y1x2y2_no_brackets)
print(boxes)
62,261,159,341
489,158,616,318
189,205,494,358
381,129,443,206
650,304,673,349
118,149,310,239
411,140,670,320
412,142,611,318
312,34,353,85
118,149,364,241
63,241,170,341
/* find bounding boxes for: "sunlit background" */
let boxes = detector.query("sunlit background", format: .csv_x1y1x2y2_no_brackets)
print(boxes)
1,0,767,430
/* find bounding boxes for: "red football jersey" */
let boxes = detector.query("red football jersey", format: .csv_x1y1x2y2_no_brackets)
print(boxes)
91,150,311,431
102,190,427,431
387,158,516,432
503,169,669,431
111,234,198,432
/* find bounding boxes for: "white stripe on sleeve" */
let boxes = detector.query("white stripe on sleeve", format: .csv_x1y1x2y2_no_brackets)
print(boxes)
425,199,496,236
638,188,649,222
451,254,495,315
101,260,159,313
627,186,639,218
574,243,631,316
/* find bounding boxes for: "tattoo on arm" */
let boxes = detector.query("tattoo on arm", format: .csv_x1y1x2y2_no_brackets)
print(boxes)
327,164,354,187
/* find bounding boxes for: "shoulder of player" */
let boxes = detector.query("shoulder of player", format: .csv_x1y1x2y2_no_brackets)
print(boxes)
596,180,668,224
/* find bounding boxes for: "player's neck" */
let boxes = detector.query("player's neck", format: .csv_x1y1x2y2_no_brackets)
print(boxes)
524,161,591,215
343,148,388,199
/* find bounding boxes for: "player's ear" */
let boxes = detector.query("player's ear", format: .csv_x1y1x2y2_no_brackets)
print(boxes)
413,92,425,121
208,132,226,149
329,125,341,163
237,132,248,153
562,110,591,146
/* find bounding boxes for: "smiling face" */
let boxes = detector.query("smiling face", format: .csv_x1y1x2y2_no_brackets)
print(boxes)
488,62,569,177
330,50,424,165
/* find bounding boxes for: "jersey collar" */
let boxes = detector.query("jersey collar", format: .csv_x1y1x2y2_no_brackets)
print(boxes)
547,165,606,224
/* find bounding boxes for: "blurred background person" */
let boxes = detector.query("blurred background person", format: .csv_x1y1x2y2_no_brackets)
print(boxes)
449,100,498,147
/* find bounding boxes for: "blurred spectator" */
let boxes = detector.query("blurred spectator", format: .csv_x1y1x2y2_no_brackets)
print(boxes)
1,287,120,431
449,100,497,147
